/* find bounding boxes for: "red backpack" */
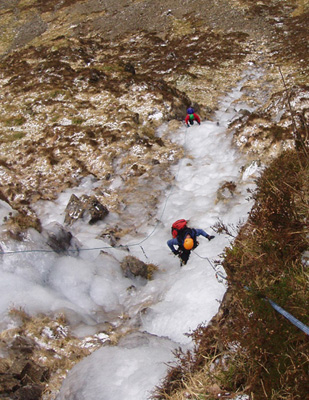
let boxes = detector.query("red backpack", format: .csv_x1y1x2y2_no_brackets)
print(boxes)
171,219,187,238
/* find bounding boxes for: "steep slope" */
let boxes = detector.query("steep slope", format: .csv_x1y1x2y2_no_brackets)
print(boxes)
0,0,308,399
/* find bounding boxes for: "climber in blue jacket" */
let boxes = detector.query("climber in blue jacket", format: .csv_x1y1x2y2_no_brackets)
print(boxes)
167,226,214,265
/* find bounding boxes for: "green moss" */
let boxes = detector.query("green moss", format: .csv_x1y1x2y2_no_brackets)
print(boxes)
100,63,123,73
72,117,84,125
4,116,27,126
1,131,26,142
146,263,158,280
51,115,60,123
50,89,65,98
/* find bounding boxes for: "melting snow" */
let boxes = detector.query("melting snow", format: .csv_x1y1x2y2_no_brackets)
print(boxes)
0,69,262,399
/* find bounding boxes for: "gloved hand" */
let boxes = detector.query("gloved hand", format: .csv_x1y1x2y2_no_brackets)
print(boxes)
207,235,215,241
173,250,179,255
186,124,190,128
198,122,201,125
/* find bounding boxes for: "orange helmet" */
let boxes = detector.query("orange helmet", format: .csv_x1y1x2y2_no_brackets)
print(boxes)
184,237,194,250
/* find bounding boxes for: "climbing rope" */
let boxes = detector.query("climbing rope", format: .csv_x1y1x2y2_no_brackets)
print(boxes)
193,250,228,284
193,251,309,335
266,297,309,335
140,245,149,260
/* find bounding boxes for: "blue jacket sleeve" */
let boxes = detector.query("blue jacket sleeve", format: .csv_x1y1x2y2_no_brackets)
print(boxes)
195,229,210,239
167,238,179,254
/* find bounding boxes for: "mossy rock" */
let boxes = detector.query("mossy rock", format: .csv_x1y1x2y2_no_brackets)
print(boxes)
120,255,158,280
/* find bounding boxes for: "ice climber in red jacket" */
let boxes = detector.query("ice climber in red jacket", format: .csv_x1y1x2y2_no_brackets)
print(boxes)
185,112,201,127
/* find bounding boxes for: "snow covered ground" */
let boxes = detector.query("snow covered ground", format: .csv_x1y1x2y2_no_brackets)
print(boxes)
0,70,260,399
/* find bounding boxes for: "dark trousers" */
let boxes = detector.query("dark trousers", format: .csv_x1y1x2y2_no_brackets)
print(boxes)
179,249,191,265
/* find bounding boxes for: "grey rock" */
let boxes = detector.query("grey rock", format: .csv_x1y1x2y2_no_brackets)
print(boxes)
64,194,109,226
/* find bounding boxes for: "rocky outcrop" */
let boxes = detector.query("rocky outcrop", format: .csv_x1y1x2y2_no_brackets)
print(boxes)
64,194,109,226
0,337,48,400
42,222,80,254
120,255,158,280
0,311,102,400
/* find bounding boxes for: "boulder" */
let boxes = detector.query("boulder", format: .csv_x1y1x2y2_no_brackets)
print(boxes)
80,195,109,225
120,256,157,280
19,361,49,385
64,194,84,225
43,222,76,254
64,194,109,226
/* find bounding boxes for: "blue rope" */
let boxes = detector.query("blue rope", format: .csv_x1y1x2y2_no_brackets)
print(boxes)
244,286,309,335
215,271,228,281
193,253,308,335
266,298,309,335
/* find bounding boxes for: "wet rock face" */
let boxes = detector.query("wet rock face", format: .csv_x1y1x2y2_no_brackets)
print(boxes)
64,194,109,225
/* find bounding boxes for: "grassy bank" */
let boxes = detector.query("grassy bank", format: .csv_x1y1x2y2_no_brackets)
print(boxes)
154,140,308,399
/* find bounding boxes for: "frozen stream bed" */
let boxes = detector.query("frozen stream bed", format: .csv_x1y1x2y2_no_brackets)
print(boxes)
0,70,261,400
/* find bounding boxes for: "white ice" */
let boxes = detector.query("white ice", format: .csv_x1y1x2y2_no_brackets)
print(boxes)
0,69,260,399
